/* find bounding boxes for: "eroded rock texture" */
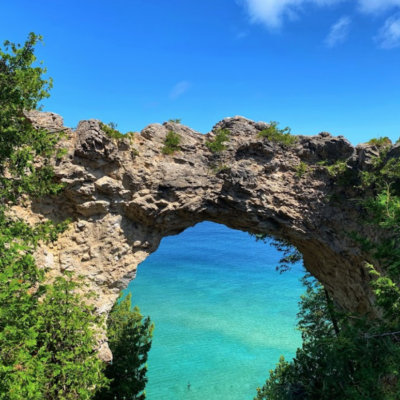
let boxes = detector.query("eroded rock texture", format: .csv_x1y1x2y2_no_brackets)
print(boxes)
16,111,394,359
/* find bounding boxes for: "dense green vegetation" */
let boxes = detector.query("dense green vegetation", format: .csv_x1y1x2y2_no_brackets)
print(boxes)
206,128,230,153
0,34,64,202
0,34,152,400
255,137,400,399
162,130,181,155
0,32,108,399
96,294,154,400
257,121,298,146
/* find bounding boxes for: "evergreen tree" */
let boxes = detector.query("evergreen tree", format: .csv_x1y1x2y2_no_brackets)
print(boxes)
0,33,108,399
255,147,400,399
96,293,154,400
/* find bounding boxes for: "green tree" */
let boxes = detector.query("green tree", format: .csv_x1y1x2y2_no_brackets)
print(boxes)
0,32,65,203
0,33,108,399
0,269,108,399
255,273,400,400
255,148,400,399
96,293,154,400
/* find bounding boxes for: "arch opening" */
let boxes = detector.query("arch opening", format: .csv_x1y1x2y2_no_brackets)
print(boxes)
125,222,305,400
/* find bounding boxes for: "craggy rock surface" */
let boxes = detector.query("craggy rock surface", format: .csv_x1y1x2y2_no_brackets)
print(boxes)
16,111,393,360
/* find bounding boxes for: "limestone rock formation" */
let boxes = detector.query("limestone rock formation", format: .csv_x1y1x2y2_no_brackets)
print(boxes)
15,111,393,360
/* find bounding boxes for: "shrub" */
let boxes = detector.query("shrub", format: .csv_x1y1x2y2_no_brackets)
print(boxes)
325,160,348,178
168,118,182,124
100,122,124,140
295,162,308,179
367,137,392,148
206,128,230,153
210,163,231,174
257,121,297,146
162,130,181,155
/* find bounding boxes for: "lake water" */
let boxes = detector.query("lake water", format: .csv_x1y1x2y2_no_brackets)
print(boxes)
125,221,305,400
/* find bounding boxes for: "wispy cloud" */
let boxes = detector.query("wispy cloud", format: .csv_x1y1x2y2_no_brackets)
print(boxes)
238,0,344,30
324,15,352,47
238,0,400,50
375,11,400,48
357,0,400,14
170,81,191,100
236,30,248,39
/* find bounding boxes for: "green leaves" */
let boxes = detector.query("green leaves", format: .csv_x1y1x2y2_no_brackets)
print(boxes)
0,210,108,398
95,293,154,400
257,121,298,146
0,34,109,399
100,122,124,140
250,233,302,274
205,128,230,153
162,130,181,155
168,118,182,124
0,33,64,204
32,274,109,399
255,272,400,400
255,173,400,399
367,136,392,148
255,151,400,398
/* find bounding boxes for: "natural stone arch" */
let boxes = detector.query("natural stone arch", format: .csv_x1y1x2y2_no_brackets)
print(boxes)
17,111,391,358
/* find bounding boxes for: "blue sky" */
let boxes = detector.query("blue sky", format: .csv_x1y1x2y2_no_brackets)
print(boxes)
1,0,400,144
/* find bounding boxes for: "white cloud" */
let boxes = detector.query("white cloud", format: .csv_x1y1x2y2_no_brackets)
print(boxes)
324,15,352,47
357,0,400,14
375,12,400,48
238,0,344,29
238,0,400,50
170,81,191,100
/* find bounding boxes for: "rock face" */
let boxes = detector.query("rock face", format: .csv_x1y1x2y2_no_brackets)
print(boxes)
17,111,392,360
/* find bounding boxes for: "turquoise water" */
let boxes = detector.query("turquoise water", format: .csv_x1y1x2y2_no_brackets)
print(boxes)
125,222,305,400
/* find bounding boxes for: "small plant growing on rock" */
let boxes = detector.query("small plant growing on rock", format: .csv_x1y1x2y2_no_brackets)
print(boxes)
367,136,392,148
210,162,231,174
295,161,309,179
168,118,182,124
257,121,297,146
162,130,181,155
126,132,140,156
100,122,124,139
56,147,68,160
131,148,139,157
325,160,348,178
206,128,230,153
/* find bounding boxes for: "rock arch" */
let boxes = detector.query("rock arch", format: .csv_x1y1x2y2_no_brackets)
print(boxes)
18,111,390,357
